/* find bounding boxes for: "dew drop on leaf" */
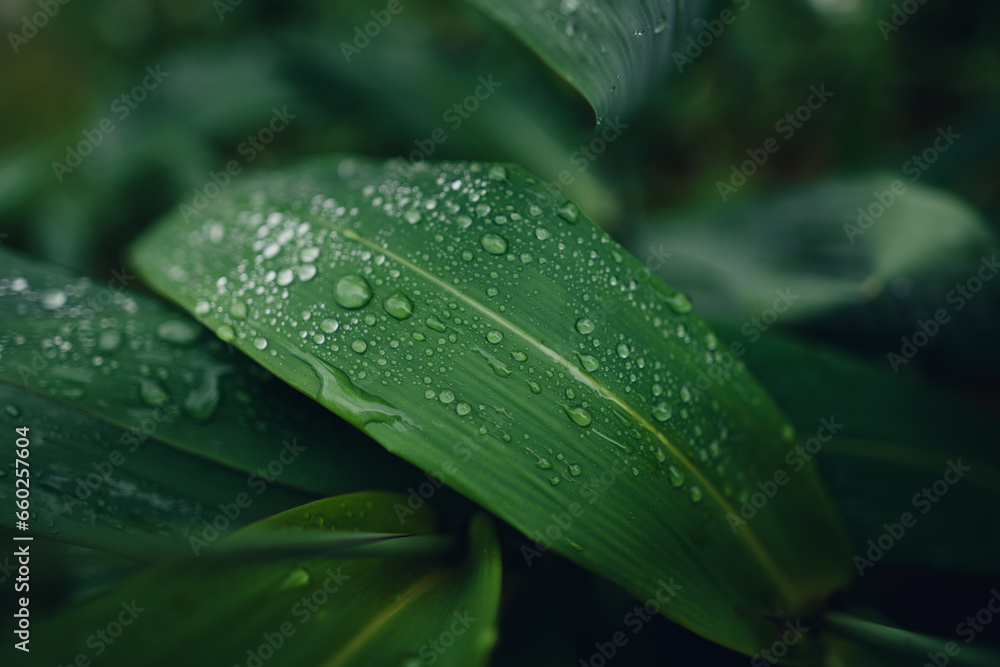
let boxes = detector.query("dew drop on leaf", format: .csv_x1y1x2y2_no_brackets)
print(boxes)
564,405,592,427
334,275,373,309
383,292,414,320
652,401,672,422
480,233,508,255
575,317,595,334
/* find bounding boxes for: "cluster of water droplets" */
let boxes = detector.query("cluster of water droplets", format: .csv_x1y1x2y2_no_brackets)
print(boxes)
136,157,798,515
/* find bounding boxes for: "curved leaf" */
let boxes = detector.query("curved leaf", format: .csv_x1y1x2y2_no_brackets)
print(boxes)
463,0,679,122
35,492,502,667
131,156,852,657
0,248,423,558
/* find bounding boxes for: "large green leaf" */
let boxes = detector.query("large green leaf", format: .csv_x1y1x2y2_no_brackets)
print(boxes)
462,0,679,122
34,492,502,667
0,248,422,558
132,156,852,657
713,323,1000,574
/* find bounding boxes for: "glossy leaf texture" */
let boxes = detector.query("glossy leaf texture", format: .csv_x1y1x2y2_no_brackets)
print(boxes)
131,156,853,657
34,492,502,667
0,248,421,558
713,323,1000,575
462,0,679,122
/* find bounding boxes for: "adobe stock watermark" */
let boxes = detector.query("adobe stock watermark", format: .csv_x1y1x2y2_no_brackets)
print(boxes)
234,567,350,667
545,116,629,193
844,126,960,244
887,254,998,373
877,0,930,41
717,84,834,201
7,0,70,53
179,106,296,222
189,438,307,555
853,458,970,576
400,75,502,166
727,417,843,533
417,609,479,665
750,618,810,666
51,65,170,182
46,599,144,663
672,0,751,73
577,578,683,666
340,0,413,63
921,589,1000,667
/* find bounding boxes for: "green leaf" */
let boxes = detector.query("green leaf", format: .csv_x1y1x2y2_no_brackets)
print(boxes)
462,0,679,121
713,323,1000,574
637,174,996,323
34,492,502,667
0,247,422,559
131,156,852,657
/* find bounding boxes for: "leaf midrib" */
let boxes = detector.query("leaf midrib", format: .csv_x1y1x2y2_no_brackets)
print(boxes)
336,225,799,602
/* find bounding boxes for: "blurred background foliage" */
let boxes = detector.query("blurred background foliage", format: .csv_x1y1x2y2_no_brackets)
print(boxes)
1,0,999,664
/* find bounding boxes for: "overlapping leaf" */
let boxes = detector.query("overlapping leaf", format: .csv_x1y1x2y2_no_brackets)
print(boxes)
0,248,421,558
463,0,679,121
132,156,852,656
34,492,502,667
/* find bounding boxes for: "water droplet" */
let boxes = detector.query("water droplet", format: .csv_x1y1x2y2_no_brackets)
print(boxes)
139,379,169,407
384,292,414,320
489,165,507,180
652,402,672,422
98,330,122,352
616,343,630,359
564,405,592,427
511,350,527,362
439,389,455,404
301,247,320,262
578,354,599,372
680,386,692,402
662,291,693,314
5,405,21,418
689,486,703,502
217,325,235,342
534,227,551,240
41,290,67,310
194,301,211,315
156,319,201,346
528,204,543,217
480,233,508,255
527,380,542,394
279,567,310,590
456,402,471,416
668,466,685,487
352,340,367,354
184,371,222,420
654,14,668,33
425,316,446,333
321,319,339,334
486,330,503,344
404,210,422,224
568,463,582,476
334,275,373,309
475,203,491,218
277,268,294,286
575,318,595,334
298,264,317,281
230,302,248,319
253,337,268,350
557,202,580,223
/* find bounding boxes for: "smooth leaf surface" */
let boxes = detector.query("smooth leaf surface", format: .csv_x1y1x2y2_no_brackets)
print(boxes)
0,248,422,558
637,174,996,323
462,0,679,122
714,323,1000,574
35,492,502,667
132,156,852,656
